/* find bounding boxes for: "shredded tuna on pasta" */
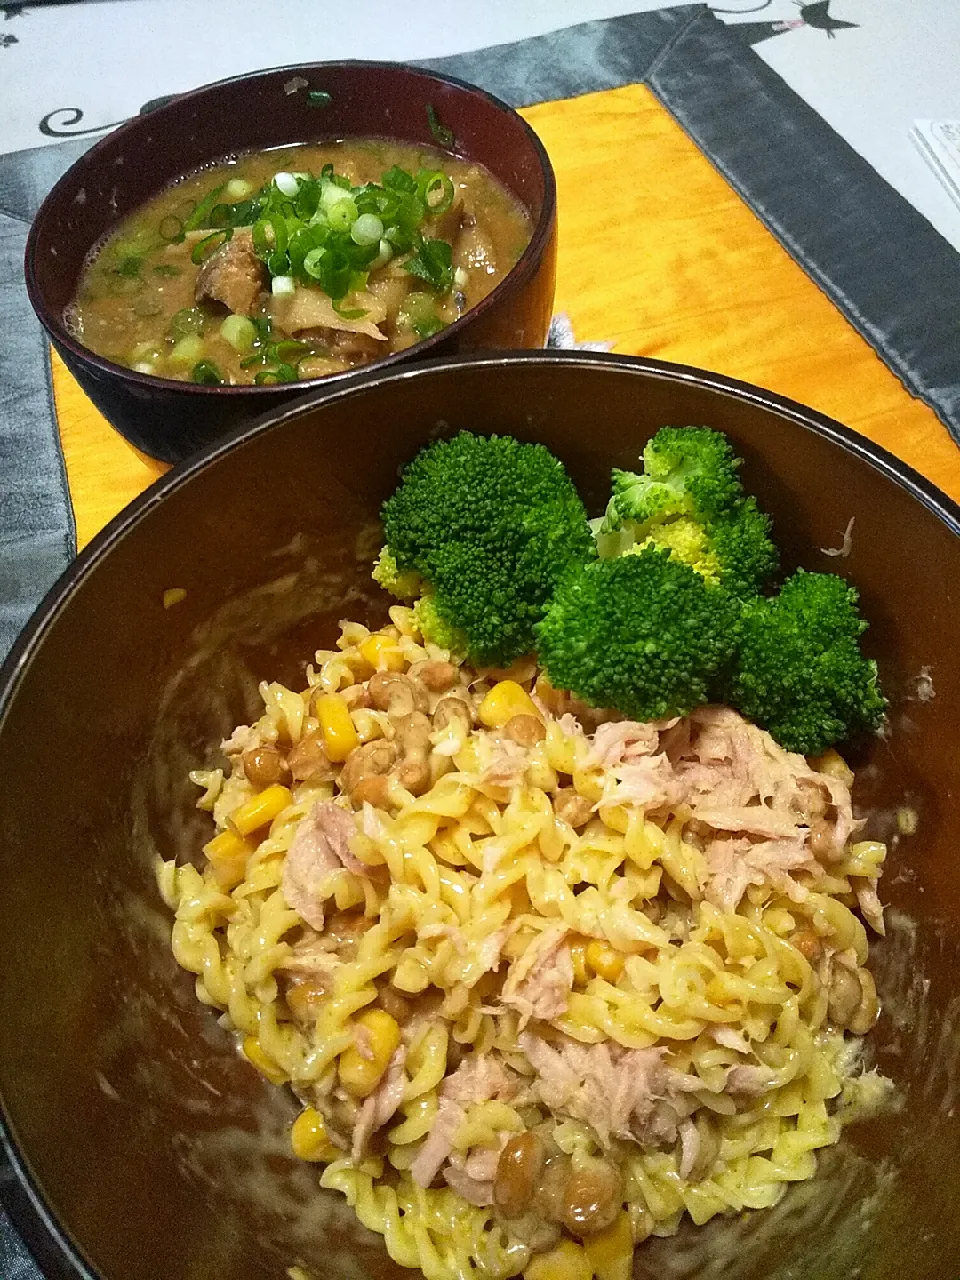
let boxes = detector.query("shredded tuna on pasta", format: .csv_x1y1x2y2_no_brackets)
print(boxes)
159,607,888,1280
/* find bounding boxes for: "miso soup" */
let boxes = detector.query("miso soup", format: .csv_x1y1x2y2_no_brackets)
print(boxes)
70,140,533,386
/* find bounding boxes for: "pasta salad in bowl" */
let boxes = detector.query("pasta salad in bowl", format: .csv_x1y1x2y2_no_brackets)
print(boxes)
159,428,890,1280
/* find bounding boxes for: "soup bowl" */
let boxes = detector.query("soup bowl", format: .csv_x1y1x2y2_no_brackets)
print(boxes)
1,352,959,1280
24,62,556,463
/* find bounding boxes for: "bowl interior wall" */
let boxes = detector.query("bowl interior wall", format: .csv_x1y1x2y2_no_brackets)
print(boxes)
1,358,958,1280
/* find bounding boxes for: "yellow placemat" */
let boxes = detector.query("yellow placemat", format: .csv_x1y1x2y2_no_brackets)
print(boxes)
53,84,960,551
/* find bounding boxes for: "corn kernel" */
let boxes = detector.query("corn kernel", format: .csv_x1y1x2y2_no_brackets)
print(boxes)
291,1107,338,1162
478,680,541,729
586,939,625,984
339,1008,401,1098
230,784,292,835
315,693,361,762
359,633,405,672
242,1035,288,1085
570,939,589,986
584,1211,633,1280
203,828,253,890
527,1239,594,1280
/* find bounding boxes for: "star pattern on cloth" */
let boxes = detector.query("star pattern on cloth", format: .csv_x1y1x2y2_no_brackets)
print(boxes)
799,1,858,37
2,4,28,19
0,31,18,46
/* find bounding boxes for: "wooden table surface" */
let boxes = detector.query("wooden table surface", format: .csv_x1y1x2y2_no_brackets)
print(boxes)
52,85,960,551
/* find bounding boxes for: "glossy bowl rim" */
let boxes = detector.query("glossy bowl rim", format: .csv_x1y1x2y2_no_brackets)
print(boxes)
24,59,558,398
3,348,960,1280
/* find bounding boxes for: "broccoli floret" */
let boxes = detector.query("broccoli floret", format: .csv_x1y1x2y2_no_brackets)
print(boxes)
601,426,744,534
596,429,777,599
412,594,467,656
372,547,423,599
536,547,740,722
378,432,593,667
629,517,722,583
727,569,885,755
602,498,777,599
698,498,778,598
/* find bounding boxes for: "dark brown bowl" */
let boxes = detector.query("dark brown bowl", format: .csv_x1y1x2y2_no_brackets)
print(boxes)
24,62,557,463
2,352,959,1280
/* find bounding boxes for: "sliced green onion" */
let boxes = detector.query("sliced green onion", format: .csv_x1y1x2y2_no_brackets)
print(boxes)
370,238,394,270
191,228,232,265
327,198,358,233
454,266,469,289
274,171,300,198
255,363,298,385
197,160,462,317
294,183,321,222
209,203,234,228
413,315,445,340
219,314,257,353
418,171,455,215
183,183,227,231
158,214,184,243
191,360,223,386
131,361,156,375
267,249,291,278
169,307,205,338
426,104,455,148
307,90,332,108
169,334,205,366
252,215,289,258
226,178,254,201
286,227,314,276
303,246,327,279
273,339,310,364
350,213,384,246
400,291,439,326
238,199,265,227
321,181,354,209
332,298,367,320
